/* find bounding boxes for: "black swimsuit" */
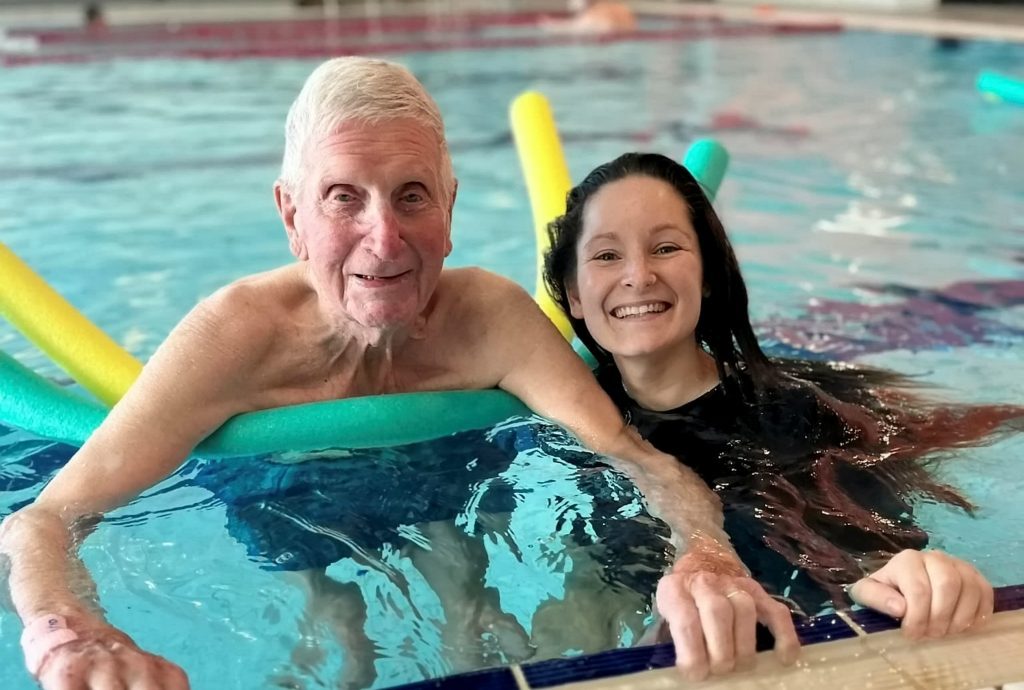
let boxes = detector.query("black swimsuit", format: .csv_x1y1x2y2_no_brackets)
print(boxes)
596,363,926,614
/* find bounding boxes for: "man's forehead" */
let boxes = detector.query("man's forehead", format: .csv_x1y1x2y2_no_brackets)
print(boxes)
306,120,442,170
315,118,438,149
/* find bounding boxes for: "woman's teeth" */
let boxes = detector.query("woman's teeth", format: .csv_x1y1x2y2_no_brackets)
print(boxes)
613,303,667,319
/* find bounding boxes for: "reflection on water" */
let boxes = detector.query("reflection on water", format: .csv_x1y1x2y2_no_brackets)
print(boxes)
0,417,672,688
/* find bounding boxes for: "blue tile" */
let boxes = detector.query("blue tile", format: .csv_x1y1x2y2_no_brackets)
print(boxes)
523,644,675,688
522,613,860,688
386,667,519,690
995,584,1024,613
847,607,901,635
795,613,858,645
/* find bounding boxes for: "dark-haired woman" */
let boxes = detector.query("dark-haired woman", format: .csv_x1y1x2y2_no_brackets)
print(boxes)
544,152,1022,677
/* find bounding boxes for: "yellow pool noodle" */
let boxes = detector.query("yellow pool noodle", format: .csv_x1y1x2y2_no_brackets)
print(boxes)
0,242,142,405
510,91,575,341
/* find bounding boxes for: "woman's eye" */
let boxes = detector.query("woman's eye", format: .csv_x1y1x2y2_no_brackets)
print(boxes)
654,245,680,255
594,251,618,261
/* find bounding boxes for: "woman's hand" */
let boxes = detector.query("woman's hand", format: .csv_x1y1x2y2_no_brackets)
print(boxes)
654,541,800,681
848,549,994,639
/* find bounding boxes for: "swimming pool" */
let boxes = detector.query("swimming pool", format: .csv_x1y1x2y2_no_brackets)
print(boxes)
2,12,1023,690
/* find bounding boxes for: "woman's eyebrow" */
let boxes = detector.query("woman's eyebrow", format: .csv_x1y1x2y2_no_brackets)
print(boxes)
582,231,619,250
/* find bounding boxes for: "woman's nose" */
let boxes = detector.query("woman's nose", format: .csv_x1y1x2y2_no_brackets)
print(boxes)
621,258,656,288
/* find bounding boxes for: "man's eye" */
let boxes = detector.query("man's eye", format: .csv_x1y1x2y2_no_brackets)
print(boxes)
402,192,424,204
334,193,354,203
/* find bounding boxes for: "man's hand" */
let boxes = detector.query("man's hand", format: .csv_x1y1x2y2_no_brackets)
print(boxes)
654,536,800,681
848,549,994,639
32,625,189,690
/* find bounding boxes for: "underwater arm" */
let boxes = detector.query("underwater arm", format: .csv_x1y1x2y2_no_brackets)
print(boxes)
0,297,260,689
491,280,800,678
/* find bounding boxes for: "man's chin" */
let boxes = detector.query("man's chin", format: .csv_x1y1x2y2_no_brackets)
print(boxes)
348,306,419,332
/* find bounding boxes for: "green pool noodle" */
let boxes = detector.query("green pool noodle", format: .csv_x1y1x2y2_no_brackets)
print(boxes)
977,71,1024,106
683,138,730,202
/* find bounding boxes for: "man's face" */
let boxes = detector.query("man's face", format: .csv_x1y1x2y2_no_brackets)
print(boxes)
276,119,454,331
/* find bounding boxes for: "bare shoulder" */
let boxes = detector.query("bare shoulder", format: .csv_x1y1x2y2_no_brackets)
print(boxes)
201,265,306,327
433,267,562,352
176,265,306,352
139,265,310,400
437,267,538,316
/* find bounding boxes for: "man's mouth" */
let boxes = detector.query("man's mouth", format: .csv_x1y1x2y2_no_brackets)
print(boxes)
353,271,411,284
611,302,670,319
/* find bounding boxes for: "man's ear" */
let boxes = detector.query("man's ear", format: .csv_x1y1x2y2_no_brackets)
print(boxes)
275,181,307,261
445,179,459,257
567,280,584,320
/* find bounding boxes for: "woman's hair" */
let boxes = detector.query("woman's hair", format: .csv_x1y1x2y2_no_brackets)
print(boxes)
543,152,1023,600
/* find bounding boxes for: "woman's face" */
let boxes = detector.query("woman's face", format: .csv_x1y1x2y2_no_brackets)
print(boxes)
567,175,705,362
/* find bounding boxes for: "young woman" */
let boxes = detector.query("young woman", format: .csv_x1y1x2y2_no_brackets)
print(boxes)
544,152,1022,631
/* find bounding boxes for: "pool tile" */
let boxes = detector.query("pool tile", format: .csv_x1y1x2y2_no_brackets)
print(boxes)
387,666,521,690
994,583,1024,613
795,612,859,645
521,643,675,688
530,635,910,690
846,607,902,635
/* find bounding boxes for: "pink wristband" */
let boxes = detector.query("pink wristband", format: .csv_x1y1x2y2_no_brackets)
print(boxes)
20,614,80,677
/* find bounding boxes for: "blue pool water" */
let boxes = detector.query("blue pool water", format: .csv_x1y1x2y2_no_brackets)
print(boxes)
2,19,1024,689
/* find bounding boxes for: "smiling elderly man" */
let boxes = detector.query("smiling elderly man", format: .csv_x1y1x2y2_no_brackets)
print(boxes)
1,57,798,689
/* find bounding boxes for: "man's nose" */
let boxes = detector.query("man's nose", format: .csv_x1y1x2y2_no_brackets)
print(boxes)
621,257,656,288
364,201,404,258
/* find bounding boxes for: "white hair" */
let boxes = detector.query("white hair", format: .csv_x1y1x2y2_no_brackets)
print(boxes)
279,57,454,200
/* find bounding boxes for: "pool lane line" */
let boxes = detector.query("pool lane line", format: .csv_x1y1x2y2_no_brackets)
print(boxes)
7,11,827,46
12,11,560,45
3,22,842,67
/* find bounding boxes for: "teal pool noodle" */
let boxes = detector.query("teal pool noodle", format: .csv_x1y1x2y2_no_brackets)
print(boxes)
683,139,730,202
1,140,730,455
0,351,107,446
977,71,1024,106
0,349,530,455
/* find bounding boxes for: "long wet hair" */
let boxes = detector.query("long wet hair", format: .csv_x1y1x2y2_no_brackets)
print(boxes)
543,152,1023,600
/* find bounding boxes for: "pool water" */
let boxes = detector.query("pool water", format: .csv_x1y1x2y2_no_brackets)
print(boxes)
2,18,1024,690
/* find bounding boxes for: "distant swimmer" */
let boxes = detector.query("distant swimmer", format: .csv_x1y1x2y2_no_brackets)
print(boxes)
541,0,637,35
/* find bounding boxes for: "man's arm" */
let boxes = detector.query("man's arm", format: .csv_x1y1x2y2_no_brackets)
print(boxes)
485,281,730,555
1,293,262,688
474,275,799,679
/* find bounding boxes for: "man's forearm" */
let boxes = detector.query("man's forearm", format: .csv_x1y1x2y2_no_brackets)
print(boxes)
597,430,743,566
1,506,106,629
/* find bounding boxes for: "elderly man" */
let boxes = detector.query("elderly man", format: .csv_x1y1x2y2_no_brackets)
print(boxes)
1,57,799,689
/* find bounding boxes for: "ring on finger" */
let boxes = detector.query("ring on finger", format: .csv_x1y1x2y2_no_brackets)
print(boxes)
725,590,744,600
